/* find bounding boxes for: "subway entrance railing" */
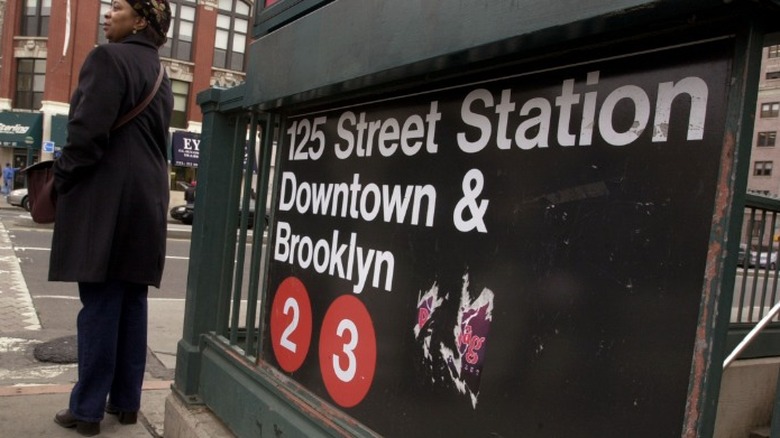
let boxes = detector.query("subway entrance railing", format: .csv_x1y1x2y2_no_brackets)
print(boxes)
177,88,780,436
173,98,780,438
724,194,780,367
168,2,780,437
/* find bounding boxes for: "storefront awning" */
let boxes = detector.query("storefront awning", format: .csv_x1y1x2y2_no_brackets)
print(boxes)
0,111,42,149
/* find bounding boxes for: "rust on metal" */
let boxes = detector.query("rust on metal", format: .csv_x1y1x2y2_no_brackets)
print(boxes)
214,340,378,436
682,129,736,436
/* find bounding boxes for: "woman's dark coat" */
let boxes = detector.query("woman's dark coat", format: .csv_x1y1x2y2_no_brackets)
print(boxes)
49,34,173,288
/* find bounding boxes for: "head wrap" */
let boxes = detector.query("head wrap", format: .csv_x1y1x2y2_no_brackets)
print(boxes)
127,0,172,36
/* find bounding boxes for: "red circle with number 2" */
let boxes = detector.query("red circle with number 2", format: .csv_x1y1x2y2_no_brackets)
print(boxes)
319,295,376,408
270,276,313,373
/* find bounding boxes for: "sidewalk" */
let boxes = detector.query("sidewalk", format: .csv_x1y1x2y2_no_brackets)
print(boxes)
0,382,170,437
0,194,189,437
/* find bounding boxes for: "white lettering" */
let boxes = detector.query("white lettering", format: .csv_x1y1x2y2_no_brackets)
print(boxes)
579,71,600,146
458,89,493,153
653,77,709,142
274,221,395,293
555,79,579,146
456,71,709,151
277,172,436,227
599,85,650,146
0,123,30,134
516,98,551,150
333,102,441,159
182,138,200,151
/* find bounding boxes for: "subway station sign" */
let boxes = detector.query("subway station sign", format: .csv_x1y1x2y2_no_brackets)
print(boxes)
263,39,732,436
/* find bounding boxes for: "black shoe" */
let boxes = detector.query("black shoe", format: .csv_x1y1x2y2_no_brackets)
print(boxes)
105,403,138,424
54,409,100,436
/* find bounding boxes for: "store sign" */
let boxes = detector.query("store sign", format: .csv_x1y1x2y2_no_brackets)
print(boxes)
171,131,201,167
263,40,732,436
0,112,42,148
0,123,30,135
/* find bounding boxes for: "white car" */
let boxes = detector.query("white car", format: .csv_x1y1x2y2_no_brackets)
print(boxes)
5,188,30,211
752,250,778,270
749,249,779,269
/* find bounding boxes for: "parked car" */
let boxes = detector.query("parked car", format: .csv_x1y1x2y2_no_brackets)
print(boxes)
170,199,258,227
753,250,778,270
169,203,195,224
737,243,749,267
5,188,30,211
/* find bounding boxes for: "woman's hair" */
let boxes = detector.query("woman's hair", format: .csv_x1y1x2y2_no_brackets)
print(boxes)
140,25,167,48
126,0,171,48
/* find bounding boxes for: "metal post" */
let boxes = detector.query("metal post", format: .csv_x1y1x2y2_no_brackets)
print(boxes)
173,87,246,401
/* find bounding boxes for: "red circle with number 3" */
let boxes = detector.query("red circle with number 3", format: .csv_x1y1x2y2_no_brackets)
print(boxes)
319,295,376,408
270,277,312,373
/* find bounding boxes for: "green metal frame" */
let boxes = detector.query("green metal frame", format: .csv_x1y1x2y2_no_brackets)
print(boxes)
253,0,333,37
173,86,249,402
689,20,767,438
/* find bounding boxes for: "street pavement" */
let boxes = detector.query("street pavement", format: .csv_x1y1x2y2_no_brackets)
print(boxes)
0,194,193,438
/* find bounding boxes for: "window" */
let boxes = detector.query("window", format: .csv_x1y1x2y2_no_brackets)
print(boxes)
21,0,51,37
758,132,777,147
761,102,780,118
97,0,111,45
769,45,780,59
171,80,190,129
15,59,46,110
754,161,773,176
160,1,196,61
767,71,780,80
214,0,251,71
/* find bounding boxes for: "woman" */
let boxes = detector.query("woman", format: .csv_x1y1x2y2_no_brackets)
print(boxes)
51,0,172,436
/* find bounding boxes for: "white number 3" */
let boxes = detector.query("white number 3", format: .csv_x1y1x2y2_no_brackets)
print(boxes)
333,319,358,382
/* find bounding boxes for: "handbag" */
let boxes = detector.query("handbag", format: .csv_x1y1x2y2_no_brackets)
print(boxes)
24,160,56,224
22,66,165,224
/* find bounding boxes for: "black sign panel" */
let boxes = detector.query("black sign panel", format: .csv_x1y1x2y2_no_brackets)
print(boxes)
262,40,732,437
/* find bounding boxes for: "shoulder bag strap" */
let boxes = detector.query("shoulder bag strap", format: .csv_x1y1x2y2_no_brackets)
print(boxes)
112,66,165,131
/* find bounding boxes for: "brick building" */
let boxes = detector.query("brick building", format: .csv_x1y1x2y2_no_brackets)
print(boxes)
0,0,251,189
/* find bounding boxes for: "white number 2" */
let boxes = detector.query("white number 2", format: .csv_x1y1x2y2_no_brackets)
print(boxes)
333,319,358,382
280,297,299,353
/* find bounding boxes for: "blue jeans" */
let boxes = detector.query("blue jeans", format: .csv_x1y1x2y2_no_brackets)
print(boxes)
69,280,148,422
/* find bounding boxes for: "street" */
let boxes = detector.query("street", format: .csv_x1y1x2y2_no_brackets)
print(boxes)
0,205,191,387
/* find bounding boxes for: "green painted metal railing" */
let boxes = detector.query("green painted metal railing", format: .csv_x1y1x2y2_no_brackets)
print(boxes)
724,193,780,366
734,194,780,323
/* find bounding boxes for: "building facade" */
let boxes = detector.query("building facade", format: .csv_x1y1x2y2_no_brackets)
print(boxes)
748,44,780,196
0,0,251,190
